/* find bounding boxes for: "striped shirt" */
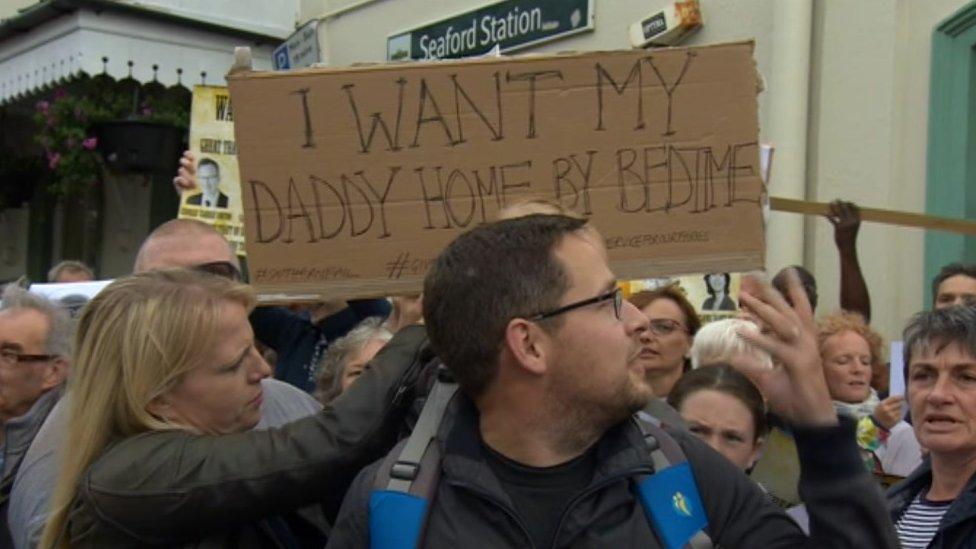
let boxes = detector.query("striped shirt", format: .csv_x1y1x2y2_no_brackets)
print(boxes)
895,493,952,549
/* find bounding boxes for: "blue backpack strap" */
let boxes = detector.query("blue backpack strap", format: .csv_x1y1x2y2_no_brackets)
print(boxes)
369,367,458,549
633,415,713,549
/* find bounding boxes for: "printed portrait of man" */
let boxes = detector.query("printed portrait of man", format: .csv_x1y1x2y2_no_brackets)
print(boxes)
187,158,229,209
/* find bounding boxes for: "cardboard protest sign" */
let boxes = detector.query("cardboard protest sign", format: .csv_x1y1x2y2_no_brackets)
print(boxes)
228,41,765,300
178,86,247,255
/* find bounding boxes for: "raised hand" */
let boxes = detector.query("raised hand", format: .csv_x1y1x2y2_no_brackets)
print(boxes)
872,395,905,431
735,268,838,427
386,294,424,333
827,200,860,250
172,150,198,196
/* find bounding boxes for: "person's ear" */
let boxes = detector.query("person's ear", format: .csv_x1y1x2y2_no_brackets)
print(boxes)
748,436,766,469
503,318,549,376
40,357,69,391
146,395,174,421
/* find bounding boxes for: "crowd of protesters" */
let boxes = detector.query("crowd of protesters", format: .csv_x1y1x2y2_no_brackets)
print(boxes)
0,156,973,548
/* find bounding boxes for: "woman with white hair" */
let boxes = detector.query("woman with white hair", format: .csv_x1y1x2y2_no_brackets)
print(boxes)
315,317,393,405
690,318,773,371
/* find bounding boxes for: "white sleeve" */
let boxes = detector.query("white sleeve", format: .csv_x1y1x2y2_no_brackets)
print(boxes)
877,421,923,477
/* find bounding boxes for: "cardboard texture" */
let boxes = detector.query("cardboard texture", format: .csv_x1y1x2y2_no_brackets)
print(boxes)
228,41,765,300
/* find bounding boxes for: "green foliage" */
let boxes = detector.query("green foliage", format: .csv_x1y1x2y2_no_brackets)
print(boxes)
32,75,189,198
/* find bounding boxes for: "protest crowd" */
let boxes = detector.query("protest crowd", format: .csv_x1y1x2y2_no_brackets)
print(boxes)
1,149,975,549
0,36,975,548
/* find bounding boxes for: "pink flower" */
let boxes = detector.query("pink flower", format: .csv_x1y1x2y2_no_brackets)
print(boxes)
82,137,97,150
36,100,50,113
47,152,61,170
141,107,152,117
54,88,67,100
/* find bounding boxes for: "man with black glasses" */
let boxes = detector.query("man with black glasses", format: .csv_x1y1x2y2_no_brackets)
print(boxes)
0,286,71,546
329,214,897,548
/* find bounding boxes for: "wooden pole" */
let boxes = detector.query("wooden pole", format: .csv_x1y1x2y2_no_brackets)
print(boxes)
769,197,976,236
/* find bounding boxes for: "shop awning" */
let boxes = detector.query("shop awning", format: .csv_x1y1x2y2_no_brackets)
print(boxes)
0,0,282,104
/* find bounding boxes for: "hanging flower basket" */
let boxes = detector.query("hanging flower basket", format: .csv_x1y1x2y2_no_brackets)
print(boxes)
33,75,189,197
95,120,184,175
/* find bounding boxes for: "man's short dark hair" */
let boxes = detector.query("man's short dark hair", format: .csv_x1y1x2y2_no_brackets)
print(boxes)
198,157,219,173
931,263,976,303
423,214,588,397
772,265,818,311
903,305,976,373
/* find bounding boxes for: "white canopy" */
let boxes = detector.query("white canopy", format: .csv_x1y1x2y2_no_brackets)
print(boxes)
0,1,279,104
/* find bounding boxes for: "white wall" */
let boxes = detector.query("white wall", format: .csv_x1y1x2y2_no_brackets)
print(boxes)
806,0,969,342
1,1,301,37
113,0,299,38
0,0,35,21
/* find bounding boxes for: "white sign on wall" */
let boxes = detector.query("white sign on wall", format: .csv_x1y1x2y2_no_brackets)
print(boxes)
274,20,321,70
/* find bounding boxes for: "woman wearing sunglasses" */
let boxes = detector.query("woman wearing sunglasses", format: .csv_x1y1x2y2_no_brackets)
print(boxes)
628,286,702,397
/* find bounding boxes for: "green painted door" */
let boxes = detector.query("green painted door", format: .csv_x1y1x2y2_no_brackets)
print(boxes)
926,2,976,303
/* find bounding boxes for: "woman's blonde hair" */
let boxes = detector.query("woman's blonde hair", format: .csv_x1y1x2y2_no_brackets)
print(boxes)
41,269,254,548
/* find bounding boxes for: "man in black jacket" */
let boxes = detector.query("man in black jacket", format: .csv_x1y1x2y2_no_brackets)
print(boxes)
329,214,898,548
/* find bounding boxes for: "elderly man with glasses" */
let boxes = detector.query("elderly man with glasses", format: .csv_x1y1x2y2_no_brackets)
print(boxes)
0,285,72,546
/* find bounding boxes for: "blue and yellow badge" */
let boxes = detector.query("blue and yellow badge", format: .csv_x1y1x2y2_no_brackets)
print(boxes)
637,462,708,549
672,491,692,517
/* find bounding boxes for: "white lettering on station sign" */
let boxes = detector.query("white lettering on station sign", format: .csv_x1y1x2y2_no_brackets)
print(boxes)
387,0,594,61
274,20,321,70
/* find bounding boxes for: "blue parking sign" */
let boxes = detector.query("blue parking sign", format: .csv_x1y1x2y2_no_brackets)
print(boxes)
274,45,290,70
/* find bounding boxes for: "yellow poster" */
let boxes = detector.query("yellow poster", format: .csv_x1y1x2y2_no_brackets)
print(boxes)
178,86,246,256
626,273,742,325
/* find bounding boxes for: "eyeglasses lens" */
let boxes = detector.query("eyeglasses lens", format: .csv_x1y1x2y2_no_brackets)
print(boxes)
649,320,679,336
194,261,242,281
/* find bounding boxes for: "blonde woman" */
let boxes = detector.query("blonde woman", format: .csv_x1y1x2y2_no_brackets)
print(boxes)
41,269,427,547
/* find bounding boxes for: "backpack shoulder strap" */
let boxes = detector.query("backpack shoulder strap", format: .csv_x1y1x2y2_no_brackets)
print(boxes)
632,414,713,549
369,367,457,549
635,412,688,471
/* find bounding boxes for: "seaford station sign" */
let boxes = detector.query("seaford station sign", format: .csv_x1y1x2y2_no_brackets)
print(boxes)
228,42,765,300
387,0,594,61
